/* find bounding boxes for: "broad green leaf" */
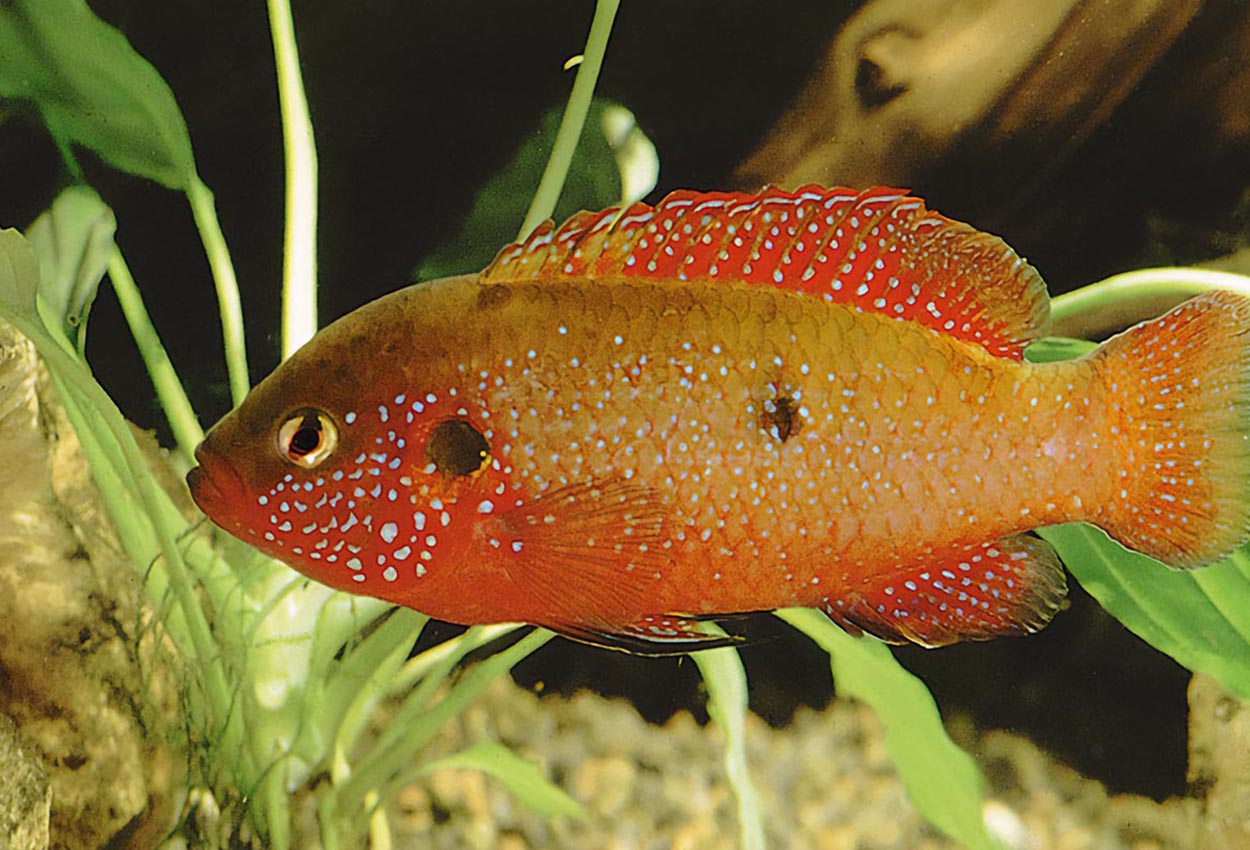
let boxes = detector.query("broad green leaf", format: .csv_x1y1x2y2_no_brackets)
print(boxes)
778,609,1000,850
0,228,41,325
0,0,196,189
415,740,585,819
413,98,658,281
26,185,116,352
693,641,764,850
1041,526,1250,699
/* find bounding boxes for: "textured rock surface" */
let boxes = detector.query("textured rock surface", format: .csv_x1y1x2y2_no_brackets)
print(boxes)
393,677,1200,850
1188,674,1250,849
0,323,180,849
0,713,50,850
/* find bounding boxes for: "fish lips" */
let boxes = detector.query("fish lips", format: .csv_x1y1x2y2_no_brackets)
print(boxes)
186,444,246,524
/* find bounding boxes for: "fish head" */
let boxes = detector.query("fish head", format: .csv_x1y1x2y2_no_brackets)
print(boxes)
186,275,507,604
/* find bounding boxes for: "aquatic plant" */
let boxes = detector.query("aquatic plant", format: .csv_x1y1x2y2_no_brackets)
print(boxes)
2,2,1250,848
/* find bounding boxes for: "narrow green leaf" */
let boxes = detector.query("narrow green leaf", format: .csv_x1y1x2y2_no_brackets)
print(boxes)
778,609,999,850
1041,526,1250,699
25,185,116,351
0,0,196,188
415,740,585,820
1049,267,1250,338
0,227,238,757
412,98,657,282
692,641,765,850
339,628,552,814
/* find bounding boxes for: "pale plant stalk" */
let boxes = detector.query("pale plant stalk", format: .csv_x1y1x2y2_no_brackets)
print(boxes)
186,176,250,405
1050,267,1250,338
267,0,319,359
692,640,766,850
517,0,621,238
336,629,554,816
106,246,203,465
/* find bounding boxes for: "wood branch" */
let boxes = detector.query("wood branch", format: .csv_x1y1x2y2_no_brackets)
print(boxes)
731,0,1250,288
734,0,1199,193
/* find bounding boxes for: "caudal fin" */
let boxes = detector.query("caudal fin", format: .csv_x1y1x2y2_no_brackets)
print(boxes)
1092,290,1250,568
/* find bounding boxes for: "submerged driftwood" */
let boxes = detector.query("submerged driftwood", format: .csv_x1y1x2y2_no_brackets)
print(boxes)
734,0,1250,286
734,0,1201,192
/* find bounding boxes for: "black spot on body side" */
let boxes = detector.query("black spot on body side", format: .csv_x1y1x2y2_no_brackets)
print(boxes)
759,395,798,443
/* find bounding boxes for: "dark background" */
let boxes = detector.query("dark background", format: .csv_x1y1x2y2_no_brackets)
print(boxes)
6,0,1247,801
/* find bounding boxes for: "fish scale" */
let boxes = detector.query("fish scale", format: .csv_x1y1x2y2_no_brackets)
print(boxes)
188,185,1250,653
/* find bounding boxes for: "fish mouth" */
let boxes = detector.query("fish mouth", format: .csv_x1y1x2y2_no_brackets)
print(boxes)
186,443,246,523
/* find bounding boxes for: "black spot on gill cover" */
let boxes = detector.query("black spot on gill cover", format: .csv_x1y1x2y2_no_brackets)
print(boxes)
426,418,491,477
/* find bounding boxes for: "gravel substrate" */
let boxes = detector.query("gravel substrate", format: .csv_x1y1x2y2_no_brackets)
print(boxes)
392,678,1197,850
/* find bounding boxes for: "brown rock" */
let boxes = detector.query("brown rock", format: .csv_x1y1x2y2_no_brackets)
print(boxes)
1188,674,1250,849
0,322,182,849
0,713,50,850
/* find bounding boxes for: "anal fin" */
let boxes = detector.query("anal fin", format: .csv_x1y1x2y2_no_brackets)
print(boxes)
825,535,1068,648
550,614,747,656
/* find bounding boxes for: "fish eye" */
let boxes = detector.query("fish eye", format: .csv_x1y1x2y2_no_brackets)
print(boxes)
426,419,490,478
277,408,338,469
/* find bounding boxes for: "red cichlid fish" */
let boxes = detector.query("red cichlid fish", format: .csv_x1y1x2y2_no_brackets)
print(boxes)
187,185,1250,653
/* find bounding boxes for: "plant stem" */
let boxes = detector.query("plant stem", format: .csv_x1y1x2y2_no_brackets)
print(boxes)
337,628,553,812
310,609,426,762
692,640,765,850
267,0,319,359
390,623,519,693
1050,267,1250,339
107,247,203,465
186,176,250,406
517,0,621,239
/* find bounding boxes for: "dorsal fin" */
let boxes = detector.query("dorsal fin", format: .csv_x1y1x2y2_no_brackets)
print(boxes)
482,185,1050,359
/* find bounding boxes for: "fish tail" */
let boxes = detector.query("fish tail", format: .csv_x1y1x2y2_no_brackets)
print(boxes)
1091,290,1250,567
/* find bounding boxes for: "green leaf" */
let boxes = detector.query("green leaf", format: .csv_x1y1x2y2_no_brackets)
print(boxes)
0,0,196,189
25,185,116,352
1023,336,1096,364
692,641,765,850
1041,526,1250,699
777,609,1000,850
413,98,658,281
415,740,585,819
0,228,41,325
